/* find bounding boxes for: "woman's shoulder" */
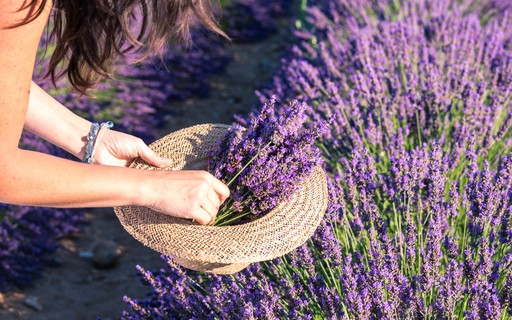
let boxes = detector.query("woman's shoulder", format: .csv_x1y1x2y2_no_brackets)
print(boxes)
0,1,51,31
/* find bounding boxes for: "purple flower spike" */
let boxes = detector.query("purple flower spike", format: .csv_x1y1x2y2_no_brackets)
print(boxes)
209,96,325,225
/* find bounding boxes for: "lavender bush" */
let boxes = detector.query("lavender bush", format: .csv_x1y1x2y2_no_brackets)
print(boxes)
208,97,325,225
122,0,512,319
0,204,83,291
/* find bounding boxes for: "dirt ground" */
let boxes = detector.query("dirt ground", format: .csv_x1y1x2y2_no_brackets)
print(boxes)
0,22,291,320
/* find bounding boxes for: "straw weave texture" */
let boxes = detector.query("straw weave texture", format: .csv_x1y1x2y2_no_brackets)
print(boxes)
114,124,328,274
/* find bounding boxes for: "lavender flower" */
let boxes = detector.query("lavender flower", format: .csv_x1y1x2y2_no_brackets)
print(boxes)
120,0,512,319
208,97,325,225
0,204,84,291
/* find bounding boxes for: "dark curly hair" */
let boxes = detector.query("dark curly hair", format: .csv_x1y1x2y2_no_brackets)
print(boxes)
15,0,227,94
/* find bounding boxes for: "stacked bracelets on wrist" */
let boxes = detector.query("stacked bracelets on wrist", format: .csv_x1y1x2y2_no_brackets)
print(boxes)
83,121,114,164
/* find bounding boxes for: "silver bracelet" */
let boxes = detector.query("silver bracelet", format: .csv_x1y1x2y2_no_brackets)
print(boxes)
83,121,114,164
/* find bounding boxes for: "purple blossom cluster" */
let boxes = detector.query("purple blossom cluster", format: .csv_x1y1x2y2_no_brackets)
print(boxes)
121,0,512,319
208,97,325,224
121,258,286,319
0,204,84,291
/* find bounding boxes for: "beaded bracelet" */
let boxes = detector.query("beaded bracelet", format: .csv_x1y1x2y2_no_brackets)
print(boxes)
83,121,114,164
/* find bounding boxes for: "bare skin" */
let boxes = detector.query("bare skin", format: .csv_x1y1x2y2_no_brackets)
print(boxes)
0,1,229,225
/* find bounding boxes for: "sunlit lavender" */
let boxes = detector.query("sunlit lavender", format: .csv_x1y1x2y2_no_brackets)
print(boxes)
122,0,512,319
208,97,325,225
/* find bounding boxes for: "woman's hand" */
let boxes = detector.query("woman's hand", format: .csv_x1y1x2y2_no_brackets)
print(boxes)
140,170,230,225
93,129,172,168
94,129,230,225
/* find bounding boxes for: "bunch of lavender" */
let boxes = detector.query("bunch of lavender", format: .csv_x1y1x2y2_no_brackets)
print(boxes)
208,97,325,226
120,0,512,319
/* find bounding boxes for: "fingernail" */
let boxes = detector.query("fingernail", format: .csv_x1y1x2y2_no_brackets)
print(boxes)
162,158,173,167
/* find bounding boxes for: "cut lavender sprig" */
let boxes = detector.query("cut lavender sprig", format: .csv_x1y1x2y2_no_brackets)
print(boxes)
208,97,325,225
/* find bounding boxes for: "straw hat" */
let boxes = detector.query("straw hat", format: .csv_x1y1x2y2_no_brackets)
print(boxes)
113,124,328,274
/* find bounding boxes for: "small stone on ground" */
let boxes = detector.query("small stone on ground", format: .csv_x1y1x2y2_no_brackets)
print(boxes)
92,240,125,269
22,297,43,312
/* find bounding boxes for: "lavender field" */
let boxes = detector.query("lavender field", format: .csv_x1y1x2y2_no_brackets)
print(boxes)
122,0,512,319
1,0,512,319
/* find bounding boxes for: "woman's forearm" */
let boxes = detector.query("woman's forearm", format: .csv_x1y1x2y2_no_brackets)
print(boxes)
25,81,92,160
0,146,228,226
0,148,140,208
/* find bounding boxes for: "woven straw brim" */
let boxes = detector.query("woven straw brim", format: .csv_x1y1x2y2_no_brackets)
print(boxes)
114,124,328,274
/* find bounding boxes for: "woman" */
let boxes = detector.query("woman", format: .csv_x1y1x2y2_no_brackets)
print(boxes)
0,1,230,226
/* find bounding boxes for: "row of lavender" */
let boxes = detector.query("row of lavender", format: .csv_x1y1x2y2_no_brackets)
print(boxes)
0,0,290,292
122,0,512,319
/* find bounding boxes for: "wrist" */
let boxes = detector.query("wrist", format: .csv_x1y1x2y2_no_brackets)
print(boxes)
130,169,157,208
27,82,93,160
82,121,114,164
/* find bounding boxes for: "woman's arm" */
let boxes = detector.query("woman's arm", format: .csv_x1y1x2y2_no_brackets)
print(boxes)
0,1,228,225
26,81,172,167
26,81,92,160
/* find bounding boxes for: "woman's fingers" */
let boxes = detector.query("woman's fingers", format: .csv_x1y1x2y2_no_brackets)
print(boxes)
204,190,222,224
189,174,228,225
140,168,230,224
206,174,230,203
193,207,214,225
193,176,225,225
137,141,173,168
